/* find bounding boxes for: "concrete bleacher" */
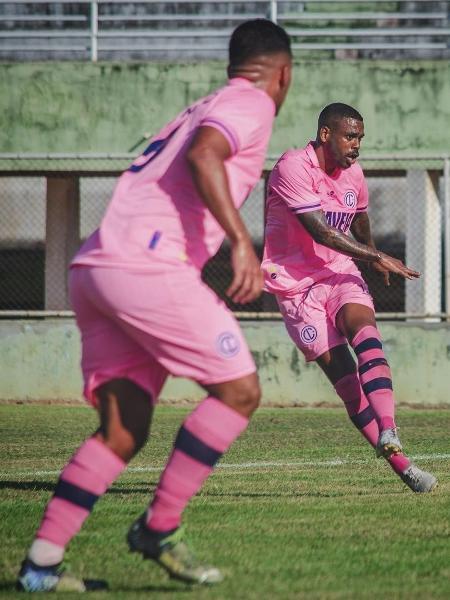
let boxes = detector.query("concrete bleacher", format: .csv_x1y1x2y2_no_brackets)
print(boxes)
1,0,449,61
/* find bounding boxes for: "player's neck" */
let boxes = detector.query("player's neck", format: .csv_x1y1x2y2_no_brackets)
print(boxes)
313,142,339,176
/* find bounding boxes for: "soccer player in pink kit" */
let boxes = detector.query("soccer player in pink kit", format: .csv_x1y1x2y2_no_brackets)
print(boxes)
263,103,437,494
17,20,292,592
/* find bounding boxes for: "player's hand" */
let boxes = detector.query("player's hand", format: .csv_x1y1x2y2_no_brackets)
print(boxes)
227,237,264,304
376,252,420,283
371,260,391,286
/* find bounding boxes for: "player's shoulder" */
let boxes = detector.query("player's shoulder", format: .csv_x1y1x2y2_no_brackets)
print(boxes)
217,79,275,114
345,161,367,204
273,146,314,178
348,160,365,181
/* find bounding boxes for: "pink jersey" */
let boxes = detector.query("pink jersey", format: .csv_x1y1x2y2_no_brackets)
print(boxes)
72,78,275,271
262,142,369,295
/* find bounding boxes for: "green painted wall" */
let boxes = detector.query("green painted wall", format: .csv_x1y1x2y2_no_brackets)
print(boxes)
0,319,449,406
1,60,449,155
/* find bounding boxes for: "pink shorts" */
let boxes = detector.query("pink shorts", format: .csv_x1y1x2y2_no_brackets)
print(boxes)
69,263,256,406
277,265,374,362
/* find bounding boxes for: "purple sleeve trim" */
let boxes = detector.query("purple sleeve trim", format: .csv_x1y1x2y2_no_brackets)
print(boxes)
291,203,322,214
200,118,239,154
356,205,368,212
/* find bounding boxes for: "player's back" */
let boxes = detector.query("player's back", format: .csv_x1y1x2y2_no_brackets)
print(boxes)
73,78,275,272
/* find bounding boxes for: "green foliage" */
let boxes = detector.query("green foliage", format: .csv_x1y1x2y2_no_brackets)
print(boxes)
1,404,449,599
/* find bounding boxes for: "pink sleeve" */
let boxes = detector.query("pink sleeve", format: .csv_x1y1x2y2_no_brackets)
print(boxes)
356,173,369,212
199,89,275,154
269,155,322,214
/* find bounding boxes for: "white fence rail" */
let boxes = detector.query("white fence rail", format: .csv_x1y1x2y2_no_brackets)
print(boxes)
1,0,449,61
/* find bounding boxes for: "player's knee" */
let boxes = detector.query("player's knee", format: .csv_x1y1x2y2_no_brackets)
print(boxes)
105,413,151,461
229,377,261,414
205,373,261,416
107,427,138,462
95,378,153,462
103,416,152,460
244,384,261,413
128,421,150,454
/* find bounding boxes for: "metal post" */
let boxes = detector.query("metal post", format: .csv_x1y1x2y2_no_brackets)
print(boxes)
444,157,450,318
90,0,98,62
45,177,80,310
270,0,278,23
405,169,442,320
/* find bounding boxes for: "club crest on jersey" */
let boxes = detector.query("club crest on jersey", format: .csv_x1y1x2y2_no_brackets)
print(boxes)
300,325,318,344
216,332,240,358
344,190,357,208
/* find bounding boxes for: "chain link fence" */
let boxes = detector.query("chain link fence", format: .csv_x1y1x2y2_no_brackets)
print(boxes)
0,154,449,318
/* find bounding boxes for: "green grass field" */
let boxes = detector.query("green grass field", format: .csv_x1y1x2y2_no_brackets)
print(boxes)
1,404,449,599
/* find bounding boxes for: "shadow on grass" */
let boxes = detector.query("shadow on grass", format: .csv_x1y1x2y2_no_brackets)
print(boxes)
0,583,19,592
0,481,157,493
0,480,381,498
0,581,192,594
115,585,193,593
201,490,372,498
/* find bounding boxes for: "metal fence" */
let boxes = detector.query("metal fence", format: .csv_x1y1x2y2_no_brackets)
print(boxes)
1,0,449,61
0,153,449,319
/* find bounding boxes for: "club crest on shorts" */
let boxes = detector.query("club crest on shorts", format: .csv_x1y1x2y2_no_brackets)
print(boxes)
216,331,240,358
300,325,318,344
344,190,357,208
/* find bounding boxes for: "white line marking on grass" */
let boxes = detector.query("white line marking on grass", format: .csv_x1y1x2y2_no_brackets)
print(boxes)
2,453,450,479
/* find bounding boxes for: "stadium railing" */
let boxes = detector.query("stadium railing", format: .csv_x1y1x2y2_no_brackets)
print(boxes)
0,152,449,321
0,0,449,61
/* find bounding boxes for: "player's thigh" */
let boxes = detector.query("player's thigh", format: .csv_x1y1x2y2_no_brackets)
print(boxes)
277,286,347,362
335,303,377,341
69,267,168,407
327,267,375,338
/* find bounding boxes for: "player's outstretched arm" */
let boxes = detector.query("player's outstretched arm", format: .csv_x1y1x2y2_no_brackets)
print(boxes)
297,209,420,280
186,125,263,304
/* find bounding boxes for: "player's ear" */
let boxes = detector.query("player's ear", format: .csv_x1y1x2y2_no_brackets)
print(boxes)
319,126,330,143
280,62,292,90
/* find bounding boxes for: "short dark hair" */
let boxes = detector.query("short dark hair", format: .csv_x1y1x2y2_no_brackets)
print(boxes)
229,19,292,67
318,103,363,130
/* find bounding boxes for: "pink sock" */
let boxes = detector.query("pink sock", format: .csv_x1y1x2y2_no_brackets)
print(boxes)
335,373,410,475
147,397,248,532
350,325,396,431
35,437,126,550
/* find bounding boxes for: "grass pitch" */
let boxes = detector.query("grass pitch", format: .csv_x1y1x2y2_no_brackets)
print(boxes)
1,404,449,599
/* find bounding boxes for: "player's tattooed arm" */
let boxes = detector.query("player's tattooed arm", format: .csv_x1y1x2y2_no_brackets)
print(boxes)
297,209,380,261
296,210,420,280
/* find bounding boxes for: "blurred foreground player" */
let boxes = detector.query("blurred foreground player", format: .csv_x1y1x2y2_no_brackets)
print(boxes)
17,19,292,592
262,103,437,493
